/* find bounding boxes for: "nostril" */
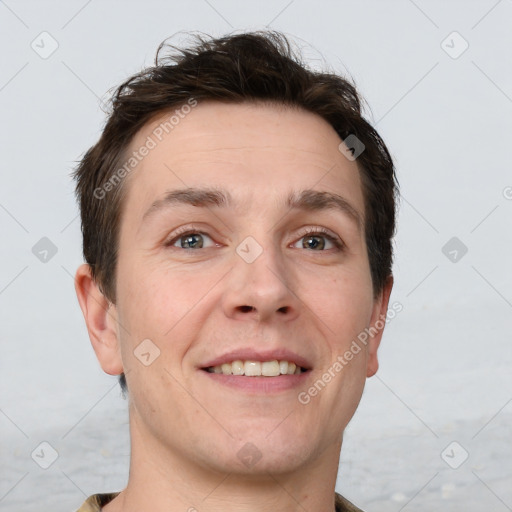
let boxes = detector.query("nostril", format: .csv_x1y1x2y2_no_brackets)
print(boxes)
239,305,254,312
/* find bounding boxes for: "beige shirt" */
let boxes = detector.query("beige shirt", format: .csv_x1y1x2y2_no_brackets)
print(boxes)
76,491,364,511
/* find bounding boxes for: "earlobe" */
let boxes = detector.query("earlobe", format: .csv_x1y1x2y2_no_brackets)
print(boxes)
366,275,394,378
74,263,124,376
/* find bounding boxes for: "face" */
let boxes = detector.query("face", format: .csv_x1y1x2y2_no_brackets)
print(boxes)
104,101,392,474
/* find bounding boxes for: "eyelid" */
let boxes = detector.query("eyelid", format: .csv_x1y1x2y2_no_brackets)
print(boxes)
164,224,217,248
163,224,344,250
293,226,344,250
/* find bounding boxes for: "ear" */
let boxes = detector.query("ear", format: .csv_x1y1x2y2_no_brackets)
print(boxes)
366,275,394,378
74,263,123,376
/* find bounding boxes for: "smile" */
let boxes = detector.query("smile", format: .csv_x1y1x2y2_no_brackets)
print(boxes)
204,360,307,376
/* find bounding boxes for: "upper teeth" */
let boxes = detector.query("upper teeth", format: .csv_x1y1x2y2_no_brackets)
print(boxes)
207,360,303,376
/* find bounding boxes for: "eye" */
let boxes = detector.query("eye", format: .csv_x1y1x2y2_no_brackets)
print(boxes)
292,228,343,251
166,230,216,249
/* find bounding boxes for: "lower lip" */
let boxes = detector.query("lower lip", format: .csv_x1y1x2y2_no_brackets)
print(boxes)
200,369,311,393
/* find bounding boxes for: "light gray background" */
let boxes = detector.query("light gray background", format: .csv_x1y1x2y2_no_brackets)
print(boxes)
1,1,511,510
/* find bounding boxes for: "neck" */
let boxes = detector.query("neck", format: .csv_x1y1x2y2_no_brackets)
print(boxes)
104,407,342,512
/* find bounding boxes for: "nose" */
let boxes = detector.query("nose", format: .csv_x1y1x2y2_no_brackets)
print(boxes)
221,239,300,324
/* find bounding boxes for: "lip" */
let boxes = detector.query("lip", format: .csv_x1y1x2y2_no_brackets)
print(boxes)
200,348,312,371
200,369,311,393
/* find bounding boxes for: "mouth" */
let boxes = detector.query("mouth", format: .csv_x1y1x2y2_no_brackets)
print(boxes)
200,359,311,393
201,360,309,377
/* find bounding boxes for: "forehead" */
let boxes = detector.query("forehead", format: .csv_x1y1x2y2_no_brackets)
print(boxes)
120,101,365,224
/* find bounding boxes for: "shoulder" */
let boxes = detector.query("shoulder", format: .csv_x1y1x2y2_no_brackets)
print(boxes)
335,491,365,512
77,491,358,511
75,492,120,512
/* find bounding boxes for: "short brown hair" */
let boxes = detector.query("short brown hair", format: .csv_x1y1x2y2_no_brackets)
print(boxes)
73,30,399,395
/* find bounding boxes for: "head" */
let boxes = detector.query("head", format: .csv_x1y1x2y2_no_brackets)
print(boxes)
73,31,398,475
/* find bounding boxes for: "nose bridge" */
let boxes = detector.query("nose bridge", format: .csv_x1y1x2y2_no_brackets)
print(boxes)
222,232,299,321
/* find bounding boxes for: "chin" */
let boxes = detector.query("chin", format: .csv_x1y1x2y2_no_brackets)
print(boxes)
232,435,313,475
230,448,311,476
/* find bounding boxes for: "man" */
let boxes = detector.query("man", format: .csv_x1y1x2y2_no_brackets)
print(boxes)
73,30,398,512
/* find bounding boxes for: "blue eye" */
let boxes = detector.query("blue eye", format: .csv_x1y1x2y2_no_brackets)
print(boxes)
168,232,215,249
293,229,343,251
165,227,343,252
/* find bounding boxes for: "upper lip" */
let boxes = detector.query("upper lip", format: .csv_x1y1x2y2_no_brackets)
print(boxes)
201,348,312,370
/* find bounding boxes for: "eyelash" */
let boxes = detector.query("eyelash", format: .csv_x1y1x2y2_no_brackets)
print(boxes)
295,227,344,250
164,225,344,251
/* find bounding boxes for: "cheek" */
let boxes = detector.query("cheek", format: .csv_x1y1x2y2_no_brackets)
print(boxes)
118,262,191,329
115,268,172,374
115,263,215,372
305,269,374,336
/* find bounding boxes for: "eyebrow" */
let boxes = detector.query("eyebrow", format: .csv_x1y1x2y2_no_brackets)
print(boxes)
142,187,363,231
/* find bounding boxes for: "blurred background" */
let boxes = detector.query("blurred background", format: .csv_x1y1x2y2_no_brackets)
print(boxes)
1,1,511,510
